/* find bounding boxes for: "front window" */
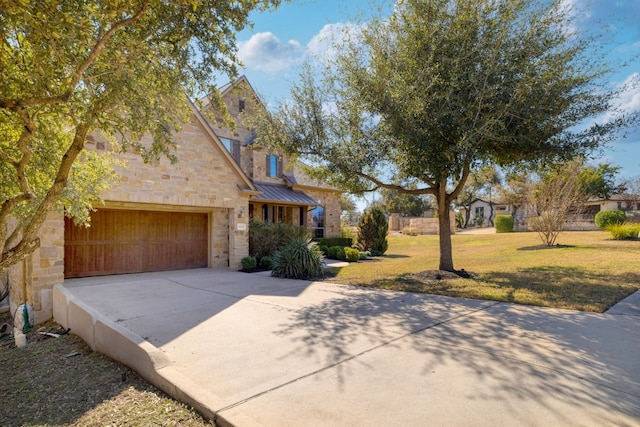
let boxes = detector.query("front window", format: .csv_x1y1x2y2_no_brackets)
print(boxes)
311,206,325,238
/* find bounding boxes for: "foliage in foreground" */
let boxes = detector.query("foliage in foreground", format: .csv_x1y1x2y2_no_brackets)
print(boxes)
1,0,283,274
271,237,324,280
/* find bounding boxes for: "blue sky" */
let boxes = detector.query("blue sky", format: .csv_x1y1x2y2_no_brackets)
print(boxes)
231,0,640,182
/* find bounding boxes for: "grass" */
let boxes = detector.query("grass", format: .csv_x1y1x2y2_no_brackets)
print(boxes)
0,317,215,427
327,231,640,312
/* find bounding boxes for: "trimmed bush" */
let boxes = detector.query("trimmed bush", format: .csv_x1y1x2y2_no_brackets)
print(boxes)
271,237,324,279
343,247,360,262
357,206,389,255
594,210,625,229
326,246,346,261
314,237,353,248
494,215,514,233
318,245,329,256
606,223,640,240
240,256,257,271
259,256,273,269
249,220,309,259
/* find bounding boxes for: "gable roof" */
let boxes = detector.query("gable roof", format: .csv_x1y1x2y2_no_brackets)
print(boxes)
187,97,255,191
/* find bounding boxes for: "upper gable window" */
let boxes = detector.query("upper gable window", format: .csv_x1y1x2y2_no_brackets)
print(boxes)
220,137,233,153
220,137,240,163
239,99,246,113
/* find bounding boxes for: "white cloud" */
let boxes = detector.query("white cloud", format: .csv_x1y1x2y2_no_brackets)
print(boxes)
617,73,640,114
306,22,364,63
237,32,302,74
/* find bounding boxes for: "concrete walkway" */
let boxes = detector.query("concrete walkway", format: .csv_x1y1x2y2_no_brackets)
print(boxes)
54,269,640,427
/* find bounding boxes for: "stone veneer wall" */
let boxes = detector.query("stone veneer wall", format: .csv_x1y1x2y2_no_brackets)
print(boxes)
9,211,64,324
19,113,252,325
390,212,457,235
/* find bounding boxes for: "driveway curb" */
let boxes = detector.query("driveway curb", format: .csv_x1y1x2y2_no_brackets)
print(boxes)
52,284,237,426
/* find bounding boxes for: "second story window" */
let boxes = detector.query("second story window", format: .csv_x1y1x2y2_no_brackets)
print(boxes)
267,154,280,177
239,99,246,112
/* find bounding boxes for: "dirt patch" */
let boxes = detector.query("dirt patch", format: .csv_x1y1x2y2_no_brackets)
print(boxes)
518,244,576,251
410,269,476,283
0,314,214,426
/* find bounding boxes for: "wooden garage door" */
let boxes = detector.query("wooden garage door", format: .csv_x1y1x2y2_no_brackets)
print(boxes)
64,209,208,278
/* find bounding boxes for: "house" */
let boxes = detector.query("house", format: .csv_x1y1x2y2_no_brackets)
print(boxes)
458,198,511,228
7,76,341,324
464,194,640,232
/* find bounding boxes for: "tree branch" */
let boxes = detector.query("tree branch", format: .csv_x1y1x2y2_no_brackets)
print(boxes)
0,3,150,110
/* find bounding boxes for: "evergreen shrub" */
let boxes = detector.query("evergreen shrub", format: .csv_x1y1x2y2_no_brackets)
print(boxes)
594,210,625,229
494,215,514,233
357,206,389,255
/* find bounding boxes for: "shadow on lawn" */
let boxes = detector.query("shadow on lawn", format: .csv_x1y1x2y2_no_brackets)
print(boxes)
475,266,640,312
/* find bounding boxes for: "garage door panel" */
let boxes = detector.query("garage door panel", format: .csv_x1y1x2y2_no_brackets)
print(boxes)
65,209,209,278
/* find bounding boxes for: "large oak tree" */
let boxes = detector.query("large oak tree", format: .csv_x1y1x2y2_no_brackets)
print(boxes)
1,1,284,273
248,0,631,271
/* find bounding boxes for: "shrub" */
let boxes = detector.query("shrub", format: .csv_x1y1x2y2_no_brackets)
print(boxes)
401,227,417,236
259,256,273,269
318,245,329,256
606,223,640,240
314,237,353,248
494,215,514,233
343,247,360,262
326,246,346,260
357,206,389,254
249,220,309,259
359,251,370,260
271,237,324,279
240,256,257,271
594,210,625,229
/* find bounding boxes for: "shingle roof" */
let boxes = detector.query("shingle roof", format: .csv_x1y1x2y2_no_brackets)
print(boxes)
251,182,319,205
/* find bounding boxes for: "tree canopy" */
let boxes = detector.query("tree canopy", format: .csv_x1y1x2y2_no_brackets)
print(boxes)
248,0,632,271
578,163,625,200
380,189,432,217
1,0,284,272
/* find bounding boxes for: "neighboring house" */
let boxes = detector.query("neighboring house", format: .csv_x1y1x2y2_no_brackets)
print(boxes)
7,76,341,324
457,193,640,233
584,194,640,214
459,198,510,228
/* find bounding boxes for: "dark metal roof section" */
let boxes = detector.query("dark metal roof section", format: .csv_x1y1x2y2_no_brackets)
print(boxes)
251,182,319,205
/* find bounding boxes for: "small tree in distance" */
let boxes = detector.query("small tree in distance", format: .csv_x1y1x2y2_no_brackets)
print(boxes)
527,162,586,246
357,206,388,255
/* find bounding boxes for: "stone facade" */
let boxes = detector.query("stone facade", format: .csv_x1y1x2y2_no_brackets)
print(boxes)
16,75,342,325
211,76,342,238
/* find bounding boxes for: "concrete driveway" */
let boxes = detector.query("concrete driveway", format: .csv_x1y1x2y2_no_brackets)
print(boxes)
54,269,640,427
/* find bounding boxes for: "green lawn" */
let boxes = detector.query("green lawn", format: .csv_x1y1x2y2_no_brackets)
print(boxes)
328,231,640,312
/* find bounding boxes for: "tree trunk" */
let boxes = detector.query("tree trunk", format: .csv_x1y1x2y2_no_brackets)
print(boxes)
437,183,455,272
